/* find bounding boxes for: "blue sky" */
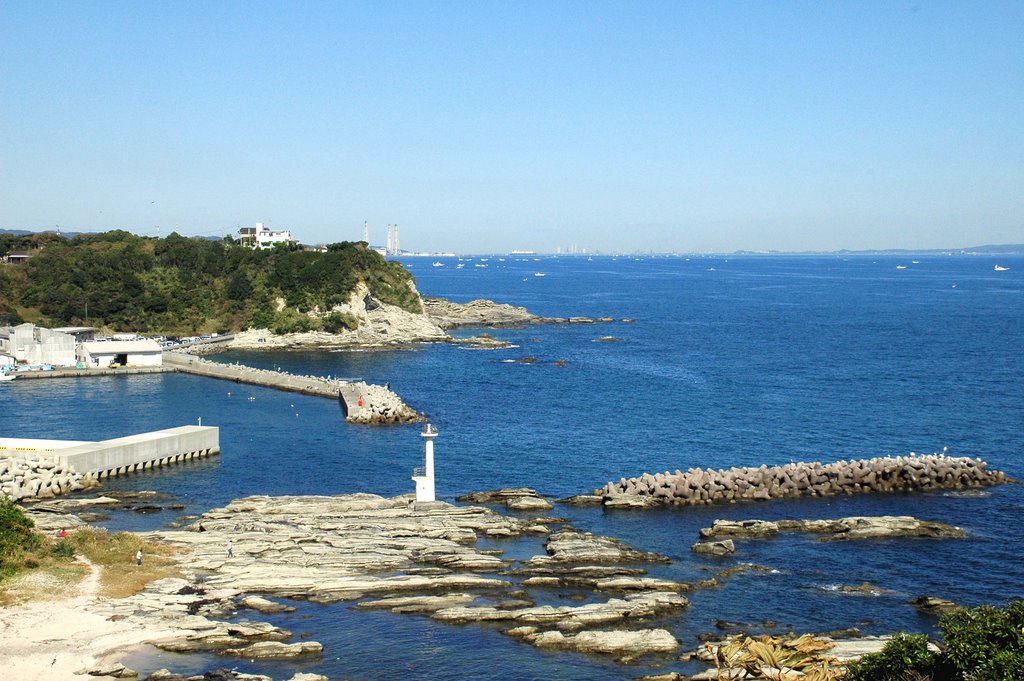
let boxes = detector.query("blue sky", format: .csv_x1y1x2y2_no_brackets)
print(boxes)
1,1,1021,253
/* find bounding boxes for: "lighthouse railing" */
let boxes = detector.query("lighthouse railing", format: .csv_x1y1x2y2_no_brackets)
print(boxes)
412,466,425,478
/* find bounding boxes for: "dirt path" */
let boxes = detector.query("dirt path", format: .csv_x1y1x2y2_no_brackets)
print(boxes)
0,556,173,680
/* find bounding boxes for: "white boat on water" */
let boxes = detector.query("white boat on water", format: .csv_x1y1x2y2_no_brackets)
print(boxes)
896,265,907,269
432,262,445,267
534,272,546,277
994,265,1010,271
0,374,15,382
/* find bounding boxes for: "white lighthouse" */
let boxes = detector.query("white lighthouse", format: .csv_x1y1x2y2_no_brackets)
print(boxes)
412,423,438,503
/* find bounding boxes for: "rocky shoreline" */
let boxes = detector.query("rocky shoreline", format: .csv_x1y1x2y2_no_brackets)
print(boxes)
184,296,615,356
592,453,1009,508
9,487,979,680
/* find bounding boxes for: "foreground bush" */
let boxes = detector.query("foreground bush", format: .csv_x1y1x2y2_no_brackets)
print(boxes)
845,601,1024,681
941,601,1024,680
0,497,41,579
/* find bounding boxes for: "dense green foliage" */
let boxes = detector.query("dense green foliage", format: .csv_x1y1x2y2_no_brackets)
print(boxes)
844,602,1024,681
941,601,1024,680
844,633,943,681
0,231,421,333
0,497,41,580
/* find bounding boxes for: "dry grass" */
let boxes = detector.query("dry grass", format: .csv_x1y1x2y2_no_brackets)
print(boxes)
1,528,181,603
66,527,181,598
0,561,88,606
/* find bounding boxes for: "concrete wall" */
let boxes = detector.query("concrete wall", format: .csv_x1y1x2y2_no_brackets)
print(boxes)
0,438,93,454
53,426,219,476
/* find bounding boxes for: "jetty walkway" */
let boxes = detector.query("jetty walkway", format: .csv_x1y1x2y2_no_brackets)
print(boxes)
2,352,419,425
163,352,419,424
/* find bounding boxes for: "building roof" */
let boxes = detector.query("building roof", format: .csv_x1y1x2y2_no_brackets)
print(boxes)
81,340,162,354
52,326,97,334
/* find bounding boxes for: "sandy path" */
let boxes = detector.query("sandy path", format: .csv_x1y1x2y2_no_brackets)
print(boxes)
0,557,175,680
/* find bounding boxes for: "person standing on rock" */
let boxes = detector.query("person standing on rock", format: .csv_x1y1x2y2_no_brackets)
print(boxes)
135,549,142,566
226,540,234,559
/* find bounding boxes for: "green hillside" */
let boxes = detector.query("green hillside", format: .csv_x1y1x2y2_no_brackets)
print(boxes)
0,231,421,334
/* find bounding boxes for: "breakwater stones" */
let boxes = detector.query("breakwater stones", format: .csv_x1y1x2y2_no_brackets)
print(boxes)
594,454,1009,508
0,455,98,503
344,381,423,425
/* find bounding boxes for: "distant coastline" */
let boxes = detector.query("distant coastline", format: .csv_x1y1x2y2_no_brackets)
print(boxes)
3,228,1022,257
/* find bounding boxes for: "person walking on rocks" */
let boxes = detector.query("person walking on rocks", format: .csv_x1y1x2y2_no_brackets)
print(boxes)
135,549,142,566
226,540,234,559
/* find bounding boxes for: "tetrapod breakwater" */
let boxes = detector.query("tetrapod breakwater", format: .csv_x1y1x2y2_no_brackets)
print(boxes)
594,454,1010,508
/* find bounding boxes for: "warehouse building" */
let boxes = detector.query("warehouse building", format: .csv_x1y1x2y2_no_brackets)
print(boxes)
78,339,163,368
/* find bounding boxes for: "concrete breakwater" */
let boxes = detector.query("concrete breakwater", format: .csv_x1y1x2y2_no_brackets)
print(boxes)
0,426,219,502
164,352,420,424
594,454,1009,508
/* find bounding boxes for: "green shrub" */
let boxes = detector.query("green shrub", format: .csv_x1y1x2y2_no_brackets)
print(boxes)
844,633,940,681
50,541,75,559
323,310,359,333
941,601,1024,681
0,497,41,579
270,310,322,334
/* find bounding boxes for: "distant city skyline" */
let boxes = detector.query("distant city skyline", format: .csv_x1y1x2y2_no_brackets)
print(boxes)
1,2,1021,253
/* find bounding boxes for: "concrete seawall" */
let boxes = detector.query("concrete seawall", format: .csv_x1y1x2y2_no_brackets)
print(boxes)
53,426,220,478
8,366,174,380
1,426,220,501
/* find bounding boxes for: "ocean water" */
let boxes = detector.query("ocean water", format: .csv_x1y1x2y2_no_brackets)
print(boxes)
2,255,1023,679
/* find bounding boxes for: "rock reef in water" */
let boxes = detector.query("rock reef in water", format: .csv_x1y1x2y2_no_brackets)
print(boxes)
423,297,612,329
595,454,1008,507
131,493,700,665
699,516,965,541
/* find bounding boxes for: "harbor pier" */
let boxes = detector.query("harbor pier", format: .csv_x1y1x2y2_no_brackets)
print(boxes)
0,426,220,501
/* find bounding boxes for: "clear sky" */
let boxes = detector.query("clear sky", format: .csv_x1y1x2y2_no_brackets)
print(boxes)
1,2,1022,253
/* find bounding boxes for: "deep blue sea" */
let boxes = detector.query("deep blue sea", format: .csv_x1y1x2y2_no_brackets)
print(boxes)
2,255,1023,680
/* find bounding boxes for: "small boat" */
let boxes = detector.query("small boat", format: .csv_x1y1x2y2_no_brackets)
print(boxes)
896,265,907,269
456,263,465,269
475,263,487,268
0,373,15,382
994,265,1010,271
533,272,546,277
432,262,445,267
912,260,920,264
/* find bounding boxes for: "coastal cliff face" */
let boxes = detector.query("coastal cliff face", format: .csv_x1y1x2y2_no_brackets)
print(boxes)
223,291,584,350
229,281,449,349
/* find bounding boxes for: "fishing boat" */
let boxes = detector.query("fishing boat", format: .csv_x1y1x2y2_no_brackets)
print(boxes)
432,262,445,267
896,265,907,269
994,265,1010,271
534,272,546,277
0,373,15,382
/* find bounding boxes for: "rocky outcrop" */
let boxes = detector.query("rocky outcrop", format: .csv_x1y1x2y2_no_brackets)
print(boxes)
525,531,670,566
691,539,735,556
596,454,1008,507
909,595,959,614
423,298,552,328
127,492,698,668
513,627,679,659
433,591,688,630
457,488,553,511
700,516,964,541
343,381,423,424
423,297,612,329
228,282,449,350
0,455,99,503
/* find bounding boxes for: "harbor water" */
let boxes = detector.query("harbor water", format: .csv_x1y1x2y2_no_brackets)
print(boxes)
2,255,1022,679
